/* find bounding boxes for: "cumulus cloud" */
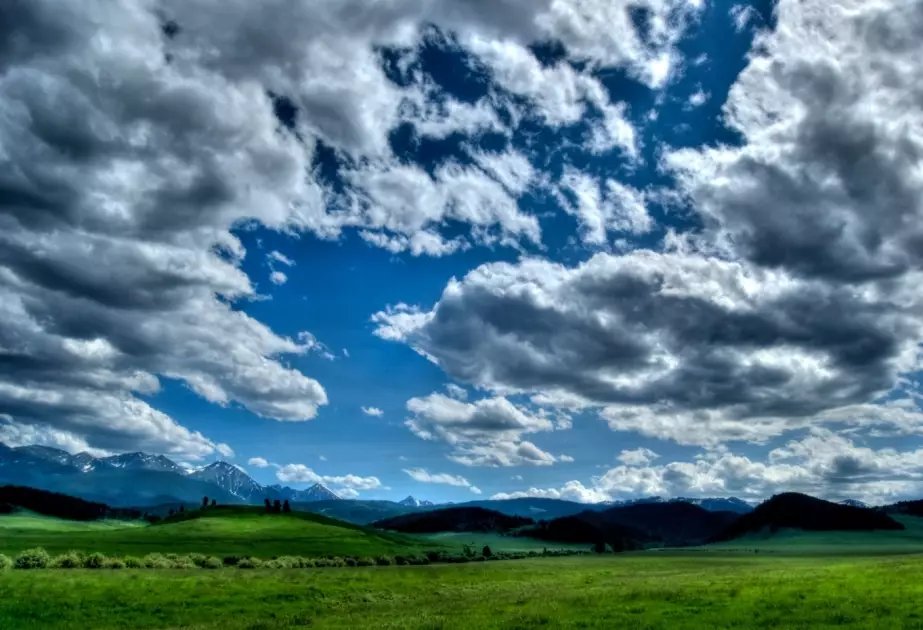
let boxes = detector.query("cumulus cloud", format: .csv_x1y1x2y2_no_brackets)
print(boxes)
617,447,660,467
403,467,480,494
275,464,382,495
376,251,923,434
495,429,923,505
267,251,295,267
362,406,384,417
248,457,270,468
269,271,288,286
403,393,571,467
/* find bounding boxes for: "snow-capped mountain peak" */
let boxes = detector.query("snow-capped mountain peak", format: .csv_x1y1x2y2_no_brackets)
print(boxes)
398,495,433,507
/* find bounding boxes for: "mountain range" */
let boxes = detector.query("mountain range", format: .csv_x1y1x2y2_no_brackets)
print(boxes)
0,443,340,507
0,442,759,521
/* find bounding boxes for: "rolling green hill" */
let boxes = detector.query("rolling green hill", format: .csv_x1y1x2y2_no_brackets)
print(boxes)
0,506,431,558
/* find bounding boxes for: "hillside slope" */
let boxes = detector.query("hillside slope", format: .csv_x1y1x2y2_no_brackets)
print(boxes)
714,493,904,542
0,505,428,558
373,506,531,534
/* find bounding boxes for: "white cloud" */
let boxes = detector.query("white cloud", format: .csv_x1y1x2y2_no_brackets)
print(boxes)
215,443,235,458
494,428,923,506
275,464,382,495
403,467,481,494
269,271,288,286
445,384,468,401
557,169,653,245
617,447,660,467
268,251,295,267
362,407,384,417
248,457,270,468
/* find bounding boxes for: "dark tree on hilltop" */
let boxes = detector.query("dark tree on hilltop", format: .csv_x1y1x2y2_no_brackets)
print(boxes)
282,500,291,513
264,498,272,512
202,496,209,509
273,499,282,514
179,504,184,513
169,508,175,517
211,499,217,508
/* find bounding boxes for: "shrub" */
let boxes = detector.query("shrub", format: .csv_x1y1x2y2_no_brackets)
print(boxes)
482,545,493,558
0,554,12,570
15,548,50,569
298,557,316,568
189,553,207,568
143,553,169,569
408,555,430,566
222,556,241,566
203,556,223,569
474,555,486,562
124,556,144,568
375,555,394,566
329,557,347,568
394,555,409,566
84,552,109,569
313,557,330,568
345,557,358,567
357,556,375,567
107,558,126,569
237,557,262,569
170,556,196,569
51,552,83,569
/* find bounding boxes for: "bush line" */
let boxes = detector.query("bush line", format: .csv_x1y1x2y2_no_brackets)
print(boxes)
0,547,590,570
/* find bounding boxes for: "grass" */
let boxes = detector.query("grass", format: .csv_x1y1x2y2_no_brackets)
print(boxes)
6,508,923,628
704,515,923,556
3,553,923,628
0,507,429,558
421,531,590,552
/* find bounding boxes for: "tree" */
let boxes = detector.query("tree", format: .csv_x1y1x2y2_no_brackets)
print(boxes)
179,504,185,513
273,499,282,514
202,496,209,509
210,499,217,508
282,500,291,513
482,545,493,558
168,509,175,517
593,541,607,554
264,498,272,513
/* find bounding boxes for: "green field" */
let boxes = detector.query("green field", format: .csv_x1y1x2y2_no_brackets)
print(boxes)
421,531,589,552
4,509,923,629
3,553,923,629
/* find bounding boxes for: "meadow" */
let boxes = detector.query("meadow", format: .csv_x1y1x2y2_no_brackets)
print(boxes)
4,508,923,629
3,553,923,628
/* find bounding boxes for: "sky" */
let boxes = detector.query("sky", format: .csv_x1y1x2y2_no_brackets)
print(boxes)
3,0,923,505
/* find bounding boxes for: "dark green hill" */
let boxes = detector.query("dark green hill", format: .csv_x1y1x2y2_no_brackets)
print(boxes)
591,501,739,546
373,506,532,534
0,485,143,521
516,501,736,548
714,493,904,542
882,499,923,517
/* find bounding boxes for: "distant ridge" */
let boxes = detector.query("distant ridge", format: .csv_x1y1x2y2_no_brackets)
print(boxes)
713,493,904,542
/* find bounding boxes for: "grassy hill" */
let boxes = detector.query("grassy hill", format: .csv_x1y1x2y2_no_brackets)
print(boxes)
373,506,532,534
0,506,430,558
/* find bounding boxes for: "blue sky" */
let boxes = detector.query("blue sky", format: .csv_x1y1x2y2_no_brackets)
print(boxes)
4,0,923,505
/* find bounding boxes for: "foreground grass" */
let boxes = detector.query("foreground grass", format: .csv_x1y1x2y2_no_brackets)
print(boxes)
3,553,923,629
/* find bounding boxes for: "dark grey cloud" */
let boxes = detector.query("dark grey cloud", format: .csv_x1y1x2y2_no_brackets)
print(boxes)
375,252,923,425
668,0,923,284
